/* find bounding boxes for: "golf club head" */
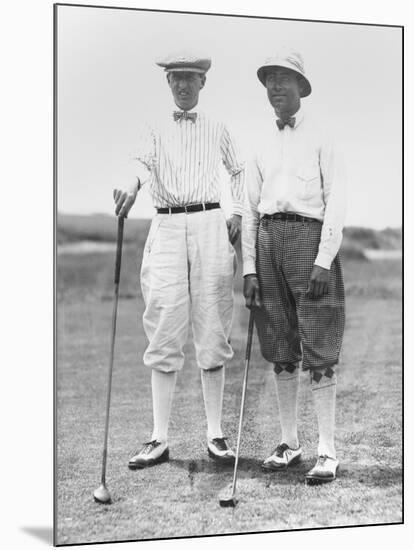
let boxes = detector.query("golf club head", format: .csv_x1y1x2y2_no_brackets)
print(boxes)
93,483,112,504
219,495,238,508
218,485,238,508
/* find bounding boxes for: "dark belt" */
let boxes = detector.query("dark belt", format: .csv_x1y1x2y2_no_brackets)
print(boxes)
156,202,220,214
262,212,321,223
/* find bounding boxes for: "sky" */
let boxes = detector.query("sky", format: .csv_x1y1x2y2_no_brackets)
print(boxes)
56,5,402,228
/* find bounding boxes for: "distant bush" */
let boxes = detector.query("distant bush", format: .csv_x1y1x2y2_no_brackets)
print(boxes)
339,243,367,261
343,226,401,251
57,214,150,248
57,215,402,256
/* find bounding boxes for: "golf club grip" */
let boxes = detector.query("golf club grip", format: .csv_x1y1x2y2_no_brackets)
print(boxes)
245,310,254,361
114,215,125,284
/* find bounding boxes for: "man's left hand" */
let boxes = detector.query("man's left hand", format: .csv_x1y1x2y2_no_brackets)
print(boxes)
306,265,330,299
226,214,242,245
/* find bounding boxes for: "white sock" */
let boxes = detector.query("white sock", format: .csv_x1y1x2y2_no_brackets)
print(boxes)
311,367,337,459
274,366,300,449
201,367,225,440
151,370,177,443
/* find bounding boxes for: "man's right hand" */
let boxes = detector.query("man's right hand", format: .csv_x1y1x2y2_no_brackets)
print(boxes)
113,181,139,218
243,274,262,309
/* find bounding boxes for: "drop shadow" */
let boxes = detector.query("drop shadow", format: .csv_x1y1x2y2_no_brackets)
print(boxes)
168,457,402,488
169,456,269,477
21,526,54,545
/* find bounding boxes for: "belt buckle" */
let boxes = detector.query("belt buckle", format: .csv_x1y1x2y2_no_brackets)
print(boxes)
184,205,188,214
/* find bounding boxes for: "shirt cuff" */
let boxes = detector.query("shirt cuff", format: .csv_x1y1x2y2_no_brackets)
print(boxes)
231,202,244,217
243,260,257,277
314,251,334,270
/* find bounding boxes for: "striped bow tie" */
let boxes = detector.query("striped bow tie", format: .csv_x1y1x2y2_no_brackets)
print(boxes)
276,117,295,130
173,111,197,123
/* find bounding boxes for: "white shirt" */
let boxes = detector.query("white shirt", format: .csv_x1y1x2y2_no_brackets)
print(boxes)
132,107,245,215
242,107,347,274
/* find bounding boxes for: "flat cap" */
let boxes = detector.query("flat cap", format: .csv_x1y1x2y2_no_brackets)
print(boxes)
156,52,211,74
257,48,311,97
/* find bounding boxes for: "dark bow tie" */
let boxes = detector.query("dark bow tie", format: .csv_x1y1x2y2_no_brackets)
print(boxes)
173,111,197,123
276,117,296,130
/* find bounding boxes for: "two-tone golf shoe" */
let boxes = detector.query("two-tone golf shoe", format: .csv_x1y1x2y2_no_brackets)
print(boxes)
305,455,339,484
262,443,302,471
128,440,169,470
207,437,236,464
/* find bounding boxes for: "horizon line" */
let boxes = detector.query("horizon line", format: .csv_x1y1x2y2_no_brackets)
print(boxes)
57,211,402,232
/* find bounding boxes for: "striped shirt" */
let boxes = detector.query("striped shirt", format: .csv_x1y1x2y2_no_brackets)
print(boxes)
132,108,245,215
242,108,347,274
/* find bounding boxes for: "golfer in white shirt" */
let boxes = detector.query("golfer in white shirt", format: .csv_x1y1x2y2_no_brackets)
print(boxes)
243,48,346,483
114,53,245,469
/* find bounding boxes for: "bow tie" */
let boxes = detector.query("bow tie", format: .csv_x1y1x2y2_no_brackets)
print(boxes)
276,117,295,130
173,111,197,123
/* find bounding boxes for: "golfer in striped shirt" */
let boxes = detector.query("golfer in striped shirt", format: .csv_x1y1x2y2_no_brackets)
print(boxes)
243,48,346,483
114,53,245,468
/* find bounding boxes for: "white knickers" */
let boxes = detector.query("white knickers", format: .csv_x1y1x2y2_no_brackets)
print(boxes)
140,209,236,372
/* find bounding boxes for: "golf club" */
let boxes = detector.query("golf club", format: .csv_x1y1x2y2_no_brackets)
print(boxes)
219,310,255,508
94,214,125,504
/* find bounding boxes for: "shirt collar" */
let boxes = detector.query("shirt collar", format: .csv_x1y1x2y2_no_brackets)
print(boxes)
172,102,199,114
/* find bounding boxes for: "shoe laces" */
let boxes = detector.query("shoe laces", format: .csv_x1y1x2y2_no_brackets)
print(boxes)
210,437,229,451
274,443,290,457
316,455,329,467
139,440,160,455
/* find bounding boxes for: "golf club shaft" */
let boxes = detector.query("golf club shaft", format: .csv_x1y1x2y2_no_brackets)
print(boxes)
100,215,125,486
230,310,254,496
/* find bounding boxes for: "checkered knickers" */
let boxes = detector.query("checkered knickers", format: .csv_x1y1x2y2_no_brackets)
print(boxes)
254,219,345,371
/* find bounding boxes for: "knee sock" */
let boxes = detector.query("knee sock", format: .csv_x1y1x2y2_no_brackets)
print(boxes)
151,370,177,443
273,363,300,449
310,366,337,459
201,366,225,440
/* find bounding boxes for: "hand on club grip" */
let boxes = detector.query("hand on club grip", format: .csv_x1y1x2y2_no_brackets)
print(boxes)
113,181,139,218
243,274,262,309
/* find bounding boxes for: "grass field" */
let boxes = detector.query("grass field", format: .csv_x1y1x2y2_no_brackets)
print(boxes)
56,231,402,545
